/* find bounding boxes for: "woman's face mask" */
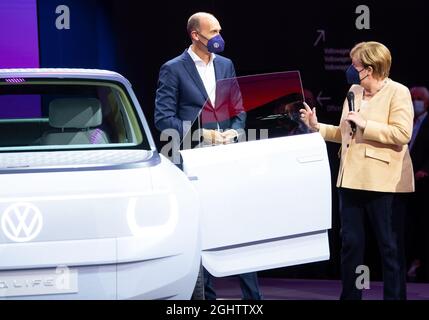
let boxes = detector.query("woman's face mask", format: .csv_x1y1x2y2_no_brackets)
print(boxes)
346,64,368,85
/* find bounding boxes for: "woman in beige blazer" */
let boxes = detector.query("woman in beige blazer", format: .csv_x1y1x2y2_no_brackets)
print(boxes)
301,41,414,300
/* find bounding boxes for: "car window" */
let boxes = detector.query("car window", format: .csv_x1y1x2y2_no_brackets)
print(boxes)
181,71,310,149
0,80,149,152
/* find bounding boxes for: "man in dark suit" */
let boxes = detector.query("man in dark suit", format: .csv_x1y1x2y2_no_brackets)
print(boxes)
154,13,245,145
406,86,429,281
154,12,260,300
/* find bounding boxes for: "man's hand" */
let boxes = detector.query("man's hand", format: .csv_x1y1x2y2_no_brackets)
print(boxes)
221,129,239,144
202,129,224,145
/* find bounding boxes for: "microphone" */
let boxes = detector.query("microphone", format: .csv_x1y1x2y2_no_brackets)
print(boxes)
347,91,356,133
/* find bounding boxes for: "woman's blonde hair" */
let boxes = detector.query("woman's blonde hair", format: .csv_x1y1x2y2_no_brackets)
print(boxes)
350,41,392,79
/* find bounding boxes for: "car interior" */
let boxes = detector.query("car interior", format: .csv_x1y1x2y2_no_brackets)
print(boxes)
0,83,137,149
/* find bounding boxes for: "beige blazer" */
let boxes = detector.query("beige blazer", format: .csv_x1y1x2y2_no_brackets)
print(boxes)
319,79,415,193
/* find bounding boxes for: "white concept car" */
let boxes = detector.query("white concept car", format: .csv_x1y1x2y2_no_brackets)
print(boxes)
0,69,331,299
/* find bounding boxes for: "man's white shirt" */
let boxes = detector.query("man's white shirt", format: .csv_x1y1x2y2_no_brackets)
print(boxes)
187,46,238,144
187,46,217,107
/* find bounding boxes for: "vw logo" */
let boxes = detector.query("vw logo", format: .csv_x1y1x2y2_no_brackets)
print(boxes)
214,42,220,48
1,203,43,242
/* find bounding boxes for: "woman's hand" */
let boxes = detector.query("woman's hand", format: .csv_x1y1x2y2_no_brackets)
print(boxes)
346,111,367,130
299,102,319,131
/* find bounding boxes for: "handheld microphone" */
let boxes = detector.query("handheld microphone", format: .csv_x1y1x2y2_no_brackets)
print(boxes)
347,91,356,133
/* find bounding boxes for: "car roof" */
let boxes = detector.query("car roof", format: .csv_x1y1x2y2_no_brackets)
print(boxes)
0,68,131,87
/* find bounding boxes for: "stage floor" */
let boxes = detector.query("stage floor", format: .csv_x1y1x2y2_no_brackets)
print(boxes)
214,277,429,300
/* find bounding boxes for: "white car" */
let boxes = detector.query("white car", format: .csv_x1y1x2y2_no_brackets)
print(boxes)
0,69,331,299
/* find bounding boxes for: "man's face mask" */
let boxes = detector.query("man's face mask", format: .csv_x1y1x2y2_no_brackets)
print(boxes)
346,64,368,85
198,33,225,53
413,100,426,115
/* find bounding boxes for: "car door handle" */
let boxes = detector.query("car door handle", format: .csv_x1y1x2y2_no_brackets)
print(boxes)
188,176,199,181
296,154,324,163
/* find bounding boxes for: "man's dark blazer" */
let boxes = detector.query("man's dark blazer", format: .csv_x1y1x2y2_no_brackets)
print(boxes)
154,49,246,137
411,114,429,174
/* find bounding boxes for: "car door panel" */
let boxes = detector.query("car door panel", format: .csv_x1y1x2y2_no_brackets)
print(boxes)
180,133,331,277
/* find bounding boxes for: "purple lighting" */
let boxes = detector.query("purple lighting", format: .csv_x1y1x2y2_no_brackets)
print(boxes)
0,0,40,119
5,78,26,84
0,0,39,68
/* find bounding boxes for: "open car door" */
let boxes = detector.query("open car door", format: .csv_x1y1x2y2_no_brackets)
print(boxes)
180,71,332,277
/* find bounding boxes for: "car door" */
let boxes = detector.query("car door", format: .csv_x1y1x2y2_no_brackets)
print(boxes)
180,71,332,277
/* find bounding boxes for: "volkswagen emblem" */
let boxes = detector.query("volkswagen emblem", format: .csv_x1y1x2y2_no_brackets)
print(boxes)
1,203,43,242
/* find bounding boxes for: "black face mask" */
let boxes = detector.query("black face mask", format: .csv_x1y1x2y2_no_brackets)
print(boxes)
346,64,368,85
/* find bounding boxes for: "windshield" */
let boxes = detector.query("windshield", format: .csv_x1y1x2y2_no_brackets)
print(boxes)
0,79,149,152
181,71,308,148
